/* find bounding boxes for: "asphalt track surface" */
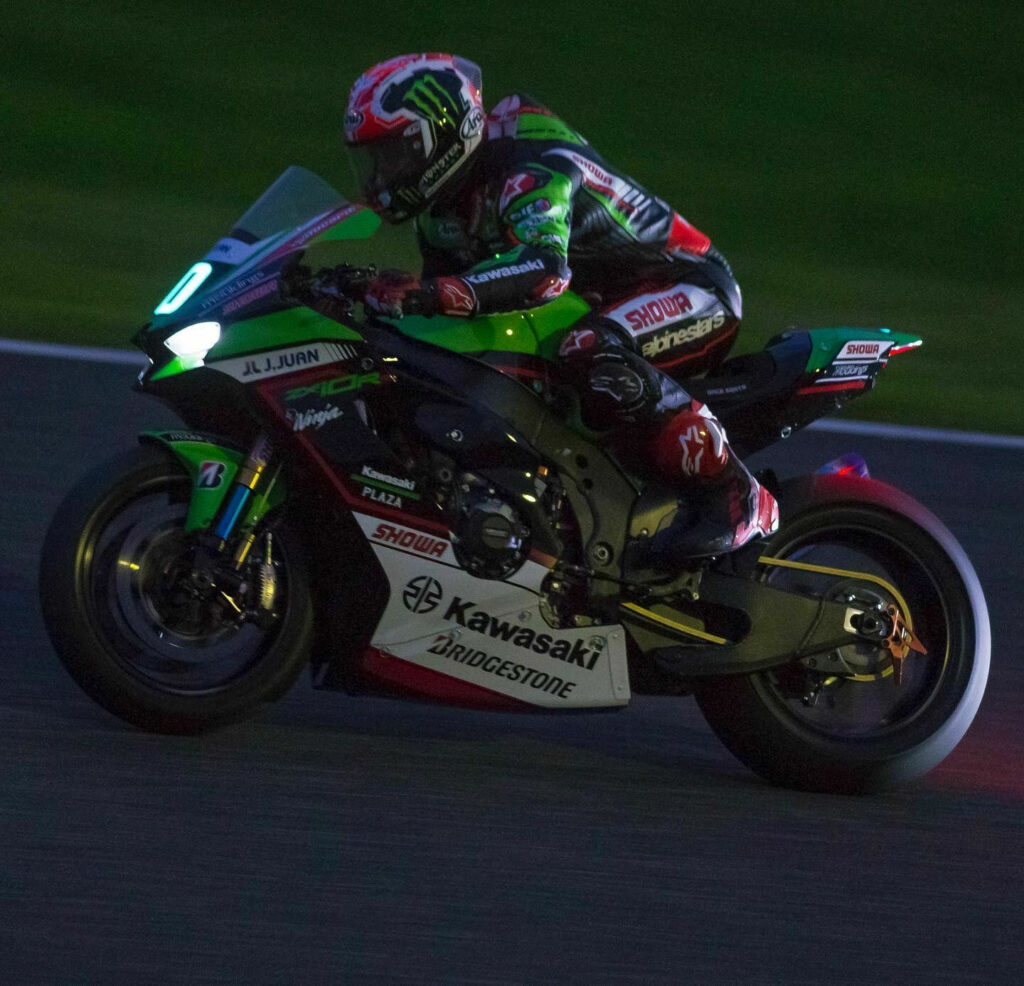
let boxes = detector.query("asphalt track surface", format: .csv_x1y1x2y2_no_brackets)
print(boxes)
2,351,1022,985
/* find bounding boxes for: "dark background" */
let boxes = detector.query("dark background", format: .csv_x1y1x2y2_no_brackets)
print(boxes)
2,5,1022,982
2,0,1022,430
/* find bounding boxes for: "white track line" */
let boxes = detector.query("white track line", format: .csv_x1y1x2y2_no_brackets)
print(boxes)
807,419,1024,449
0,337,146,366
2,336,1021,449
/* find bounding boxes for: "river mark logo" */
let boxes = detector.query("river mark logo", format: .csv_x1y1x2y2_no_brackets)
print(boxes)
402,576,443,614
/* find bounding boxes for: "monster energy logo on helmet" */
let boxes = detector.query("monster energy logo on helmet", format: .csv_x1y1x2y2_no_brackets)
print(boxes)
357,55,483,220
382,71,466,130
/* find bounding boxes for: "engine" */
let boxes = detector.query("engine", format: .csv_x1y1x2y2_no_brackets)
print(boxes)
450,483,532,580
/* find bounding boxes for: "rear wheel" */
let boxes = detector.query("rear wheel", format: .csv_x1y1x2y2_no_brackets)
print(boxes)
40,446,313,733
696,480,989,792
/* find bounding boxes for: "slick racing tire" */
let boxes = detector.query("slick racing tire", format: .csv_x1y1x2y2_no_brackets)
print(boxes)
39,445,313,734
695,474,990,793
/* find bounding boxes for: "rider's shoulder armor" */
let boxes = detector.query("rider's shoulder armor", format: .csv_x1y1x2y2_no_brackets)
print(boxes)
483,94,676,258
485,93,589,148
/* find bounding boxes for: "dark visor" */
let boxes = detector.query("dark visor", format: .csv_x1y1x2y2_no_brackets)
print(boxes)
347,134,424,202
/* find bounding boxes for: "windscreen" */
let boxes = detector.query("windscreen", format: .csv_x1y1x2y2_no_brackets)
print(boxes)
232,166,348,240
151,167,361,321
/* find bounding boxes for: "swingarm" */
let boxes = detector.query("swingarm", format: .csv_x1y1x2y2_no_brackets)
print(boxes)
621,562,925,680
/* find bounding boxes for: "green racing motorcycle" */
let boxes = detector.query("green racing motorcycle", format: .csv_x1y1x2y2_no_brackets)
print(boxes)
39,166,990,793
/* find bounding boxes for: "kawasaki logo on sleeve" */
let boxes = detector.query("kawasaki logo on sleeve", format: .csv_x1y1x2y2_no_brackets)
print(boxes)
465,259,545,284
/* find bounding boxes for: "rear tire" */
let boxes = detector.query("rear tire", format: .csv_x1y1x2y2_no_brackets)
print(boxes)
695,476,989,793
39,446,313,733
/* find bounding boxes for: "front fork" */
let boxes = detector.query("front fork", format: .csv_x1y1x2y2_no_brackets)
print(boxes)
141,429,287,621
209,433,278,564
202,434,282,621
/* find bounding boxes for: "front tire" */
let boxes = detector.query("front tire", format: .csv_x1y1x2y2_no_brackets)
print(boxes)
39,446,313,733
695,475,990,793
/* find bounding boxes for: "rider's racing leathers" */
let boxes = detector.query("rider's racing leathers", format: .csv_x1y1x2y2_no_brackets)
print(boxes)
378,93,778,557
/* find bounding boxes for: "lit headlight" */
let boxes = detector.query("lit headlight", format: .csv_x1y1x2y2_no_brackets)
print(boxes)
164,321,221,360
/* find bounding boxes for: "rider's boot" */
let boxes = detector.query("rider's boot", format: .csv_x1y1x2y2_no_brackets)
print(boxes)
648,401,779,559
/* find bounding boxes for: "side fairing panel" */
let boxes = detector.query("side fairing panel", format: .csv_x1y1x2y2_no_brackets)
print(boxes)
208,309,363,361
354,511,631,709
245,348,450,532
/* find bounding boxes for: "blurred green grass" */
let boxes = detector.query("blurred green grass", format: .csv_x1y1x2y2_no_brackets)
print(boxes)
2,0,1021,432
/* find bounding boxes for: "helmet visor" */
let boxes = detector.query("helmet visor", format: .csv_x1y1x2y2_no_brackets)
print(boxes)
347,134,425,209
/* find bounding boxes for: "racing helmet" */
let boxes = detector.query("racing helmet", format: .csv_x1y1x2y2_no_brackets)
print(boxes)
344,53,485,222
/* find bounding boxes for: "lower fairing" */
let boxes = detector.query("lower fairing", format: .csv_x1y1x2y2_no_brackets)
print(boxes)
354,511,631,709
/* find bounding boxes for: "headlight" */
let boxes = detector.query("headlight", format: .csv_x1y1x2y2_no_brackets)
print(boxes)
164,321,221,360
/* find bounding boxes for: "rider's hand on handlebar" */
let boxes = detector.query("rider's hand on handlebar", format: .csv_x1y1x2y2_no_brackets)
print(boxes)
281,263,443,320
279,263,377,311
364,269,433,319
363,273,478,319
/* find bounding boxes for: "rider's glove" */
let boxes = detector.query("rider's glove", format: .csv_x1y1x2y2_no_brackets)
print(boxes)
364,270,428,319
430,276,477,317
364,271,477,319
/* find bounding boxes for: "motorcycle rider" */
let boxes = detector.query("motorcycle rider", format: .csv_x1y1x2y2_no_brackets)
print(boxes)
343,53,778,558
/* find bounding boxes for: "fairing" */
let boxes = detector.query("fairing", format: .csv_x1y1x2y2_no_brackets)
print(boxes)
138,167,380,379
129,167,922,713
140,431,285,534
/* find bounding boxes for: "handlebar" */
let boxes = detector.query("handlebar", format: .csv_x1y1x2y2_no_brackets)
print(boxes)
280,262,377,308
280,263,434,320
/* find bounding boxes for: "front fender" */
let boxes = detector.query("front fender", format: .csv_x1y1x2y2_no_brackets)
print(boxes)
139,430,286,533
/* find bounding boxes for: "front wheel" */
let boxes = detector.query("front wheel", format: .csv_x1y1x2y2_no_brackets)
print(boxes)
39,446,313,733
695,475,990,793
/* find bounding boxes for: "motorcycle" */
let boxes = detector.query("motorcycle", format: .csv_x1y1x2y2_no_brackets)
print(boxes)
40,166,990,793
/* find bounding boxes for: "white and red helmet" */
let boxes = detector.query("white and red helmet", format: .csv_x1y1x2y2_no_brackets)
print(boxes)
344,53,484,222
